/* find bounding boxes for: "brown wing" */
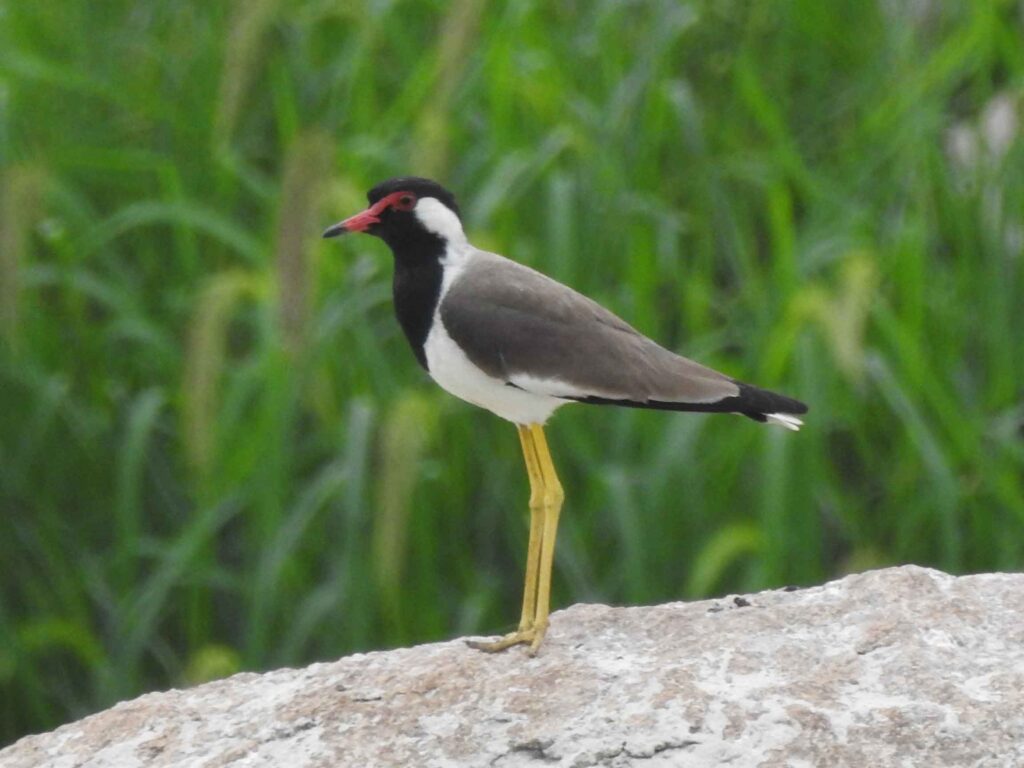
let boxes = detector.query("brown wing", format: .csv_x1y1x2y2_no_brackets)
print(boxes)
439,251,741,405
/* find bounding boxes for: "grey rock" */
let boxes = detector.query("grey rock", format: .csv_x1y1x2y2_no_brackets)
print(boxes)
3,566,1023,767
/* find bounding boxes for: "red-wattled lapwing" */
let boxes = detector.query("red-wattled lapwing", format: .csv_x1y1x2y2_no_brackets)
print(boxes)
323,177,808,654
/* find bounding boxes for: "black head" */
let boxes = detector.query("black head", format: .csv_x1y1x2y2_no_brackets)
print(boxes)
323,177,462,370
366,177,460,218
322,176,463,253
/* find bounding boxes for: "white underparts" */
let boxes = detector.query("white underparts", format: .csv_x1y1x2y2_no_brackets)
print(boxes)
423,322,567,425
423,248,566,425
506,372,610,400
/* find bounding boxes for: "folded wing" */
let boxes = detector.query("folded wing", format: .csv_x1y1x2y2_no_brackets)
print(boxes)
440,251,807,423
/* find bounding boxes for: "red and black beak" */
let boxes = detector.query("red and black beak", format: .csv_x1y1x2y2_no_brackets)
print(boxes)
322,192,405,238
322,208,379,238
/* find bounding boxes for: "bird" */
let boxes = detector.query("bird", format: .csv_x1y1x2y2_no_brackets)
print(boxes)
323,176,808,654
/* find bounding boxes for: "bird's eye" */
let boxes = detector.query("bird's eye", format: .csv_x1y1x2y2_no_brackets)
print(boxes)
394,193,417,211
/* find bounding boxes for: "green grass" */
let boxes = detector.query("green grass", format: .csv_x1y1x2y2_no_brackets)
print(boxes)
2,0,1023,746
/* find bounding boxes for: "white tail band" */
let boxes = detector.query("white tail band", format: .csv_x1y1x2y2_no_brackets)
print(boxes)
765,413,803,431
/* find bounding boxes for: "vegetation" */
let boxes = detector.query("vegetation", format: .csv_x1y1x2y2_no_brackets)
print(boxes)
2,0,1022,745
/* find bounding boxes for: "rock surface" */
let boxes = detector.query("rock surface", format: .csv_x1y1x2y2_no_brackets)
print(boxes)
3,566,1023,767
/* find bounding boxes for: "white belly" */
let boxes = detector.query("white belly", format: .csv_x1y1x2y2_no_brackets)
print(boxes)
423,317,566,425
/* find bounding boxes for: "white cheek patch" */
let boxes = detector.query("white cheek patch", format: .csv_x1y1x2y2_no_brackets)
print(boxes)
414,197,467,244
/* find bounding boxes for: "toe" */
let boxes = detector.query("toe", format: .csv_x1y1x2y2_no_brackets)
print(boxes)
465,631,535,653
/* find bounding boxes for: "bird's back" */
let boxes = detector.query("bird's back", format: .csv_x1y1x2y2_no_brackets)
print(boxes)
439,250,743,405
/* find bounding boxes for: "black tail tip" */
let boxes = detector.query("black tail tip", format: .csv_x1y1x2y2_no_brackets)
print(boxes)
735,382,808,416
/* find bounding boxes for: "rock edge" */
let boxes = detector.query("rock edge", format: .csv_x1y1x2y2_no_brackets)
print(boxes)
2,566,1023,767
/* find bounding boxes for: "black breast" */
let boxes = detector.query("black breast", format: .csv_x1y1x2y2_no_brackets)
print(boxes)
391,256,444,370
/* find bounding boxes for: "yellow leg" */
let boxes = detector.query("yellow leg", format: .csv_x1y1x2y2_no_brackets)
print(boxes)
467,423,562,654
526,423,564,654
515,425,544,631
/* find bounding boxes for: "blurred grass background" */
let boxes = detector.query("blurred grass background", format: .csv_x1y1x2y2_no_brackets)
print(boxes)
1,0,1023,745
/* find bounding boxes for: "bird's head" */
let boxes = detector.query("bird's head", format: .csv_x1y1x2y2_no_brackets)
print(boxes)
322,177,464,252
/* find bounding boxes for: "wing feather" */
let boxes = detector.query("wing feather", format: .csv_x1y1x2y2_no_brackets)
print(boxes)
439,252,740,405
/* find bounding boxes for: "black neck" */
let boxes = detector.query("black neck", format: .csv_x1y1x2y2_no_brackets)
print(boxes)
388,234,447,371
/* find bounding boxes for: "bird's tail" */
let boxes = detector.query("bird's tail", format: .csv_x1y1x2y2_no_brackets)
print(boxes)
569,381,808,428
764,412,804,431
731,382,808,430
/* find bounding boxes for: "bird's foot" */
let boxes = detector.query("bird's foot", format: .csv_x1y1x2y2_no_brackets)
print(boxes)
466,622,548,656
